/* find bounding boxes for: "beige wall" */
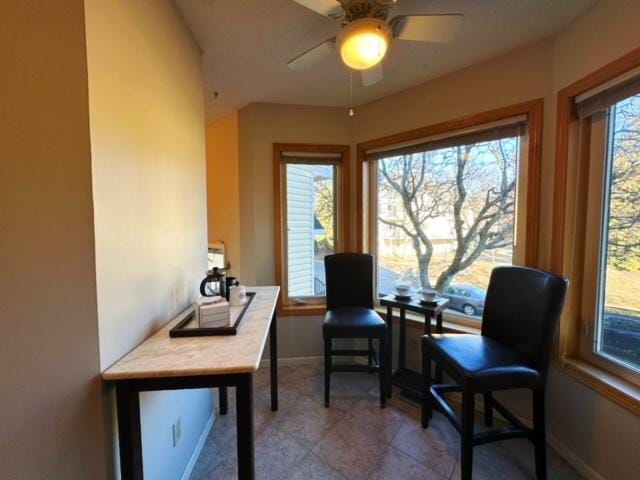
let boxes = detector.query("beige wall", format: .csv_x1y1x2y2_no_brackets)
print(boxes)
85,0,207,370
206,113,242,277
0,1,108,478
84,1,211,478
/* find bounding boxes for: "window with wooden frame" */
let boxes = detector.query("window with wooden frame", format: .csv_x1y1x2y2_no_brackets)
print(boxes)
571,70,640,385
274,143,350,316
552,48,640,414
357,101,543,327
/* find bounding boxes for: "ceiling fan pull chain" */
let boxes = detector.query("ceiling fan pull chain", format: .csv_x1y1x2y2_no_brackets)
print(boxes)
349,69,355,117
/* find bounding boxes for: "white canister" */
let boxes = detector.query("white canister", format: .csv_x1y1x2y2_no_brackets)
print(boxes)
229,284,247,307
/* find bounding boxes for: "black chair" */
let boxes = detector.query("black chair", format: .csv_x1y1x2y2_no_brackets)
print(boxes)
421,266,568,480
323,253,389,407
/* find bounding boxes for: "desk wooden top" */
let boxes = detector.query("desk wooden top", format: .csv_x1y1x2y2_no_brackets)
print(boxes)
380,294,450,315
102,286,279,381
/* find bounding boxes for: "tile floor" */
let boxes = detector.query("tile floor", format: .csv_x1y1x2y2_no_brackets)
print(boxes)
190,364,584,480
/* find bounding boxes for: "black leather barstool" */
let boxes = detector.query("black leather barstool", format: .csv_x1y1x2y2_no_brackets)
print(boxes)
323,253,389,407
422,266,568,480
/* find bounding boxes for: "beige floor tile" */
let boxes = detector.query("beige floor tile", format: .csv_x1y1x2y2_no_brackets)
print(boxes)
190,436,225,478
254,424,309,480
312,419,387,480
283,452,347,480
343,397,409,442
391,415,459,478
190,365,583,480
367,446,447,480
450,441,535,480
275,395,344,448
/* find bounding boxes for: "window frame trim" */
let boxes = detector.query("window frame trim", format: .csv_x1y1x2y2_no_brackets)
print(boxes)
551,46,640,413
273,143,351,316
355,100,543,323
356,99,543,267
579,101,640,387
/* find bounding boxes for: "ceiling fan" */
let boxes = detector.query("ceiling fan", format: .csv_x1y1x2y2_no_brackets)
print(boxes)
288,0,463,86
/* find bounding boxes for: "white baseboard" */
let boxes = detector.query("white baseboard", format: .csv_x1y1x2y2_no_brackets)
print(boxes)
546,433,604,480
180,413,214,480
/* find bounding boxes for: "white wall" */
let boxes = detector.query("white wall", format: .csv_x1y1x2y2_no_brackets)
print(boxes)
84,1,212,478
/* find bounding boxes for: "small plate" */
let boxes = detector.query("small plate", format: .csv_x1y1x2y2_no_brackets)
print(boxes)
394,294,412,300
419,298,439,305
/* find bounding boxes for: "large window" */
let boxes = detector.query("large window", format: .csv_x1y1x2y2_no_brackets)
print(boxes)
274,144,349,315
580,88,640,378
359,102,542,325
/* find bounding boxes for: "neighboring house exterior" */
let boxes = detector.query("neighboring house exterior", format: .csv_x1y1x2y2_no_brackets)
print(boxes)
377,198,457,257
286,164,316,297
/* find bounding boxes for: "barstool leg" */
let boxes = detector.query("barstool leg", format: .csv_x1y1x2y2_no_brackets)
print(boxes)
460,388,475,480
421,348,432,427
379,336,386,408
483,392,494,427
324,337,331,407
533,389,547,480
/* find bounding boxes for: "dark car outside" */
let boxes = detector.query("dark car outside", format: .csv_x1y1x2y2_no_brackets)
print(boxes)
440,284,486,317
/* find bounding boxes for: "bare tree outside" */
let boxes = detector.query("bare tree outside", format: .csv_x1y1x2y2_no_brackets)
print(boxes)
606,96,640,272
377,137,518,294
313,166,336,258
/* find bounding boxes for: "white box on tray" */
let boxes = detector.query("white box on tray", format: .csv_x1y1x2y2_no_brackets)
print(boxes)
201,317,230,328
197,296,230,328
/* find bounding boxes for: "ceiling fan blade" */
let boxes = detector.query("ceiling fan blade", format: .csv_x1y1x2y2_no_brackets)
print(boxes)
292,0,343,19
361,63,384,87
287,38,335,70
391,14,463,43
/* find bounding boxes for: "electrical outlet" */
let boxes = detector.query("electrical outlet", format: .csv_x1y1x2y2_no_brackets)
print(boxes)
172,418,182,448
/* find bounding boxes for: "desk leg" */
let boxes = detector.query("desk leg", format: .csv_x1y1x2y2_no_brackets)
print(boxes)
435,313,443,383
386,305,393,398
236,373,255,480
398,308,406,371
270,311,278,411
219,387,228,415
424,313,432,336
116,381,143,480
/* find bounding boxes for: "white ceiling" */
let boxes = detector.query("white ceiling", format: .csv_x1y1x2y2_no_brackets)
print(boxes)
174,0,597,124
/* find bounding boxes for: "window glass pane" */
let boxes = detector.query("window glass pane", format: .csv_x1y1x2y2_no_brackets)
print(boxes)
597,94,640,371
376,136,520,319
286,163,335,298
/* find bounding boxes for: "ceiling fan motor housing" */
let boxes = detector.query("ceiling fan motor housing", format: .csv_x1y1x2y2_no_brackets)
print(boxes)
340,0,397,22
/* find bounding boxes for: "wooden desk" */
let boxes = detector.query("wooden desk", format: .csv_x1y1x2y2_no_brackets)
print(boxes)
379,295,450,399
102,286,280,480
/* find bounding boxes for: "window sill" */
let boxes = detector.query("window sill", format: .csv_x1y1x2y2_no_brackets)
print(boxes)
553,356,640,416
374,306,482,335
279,303,327,317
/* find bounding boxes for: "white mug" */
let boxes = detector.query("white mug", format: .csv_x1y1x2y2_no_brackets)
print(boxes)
229,284,247,307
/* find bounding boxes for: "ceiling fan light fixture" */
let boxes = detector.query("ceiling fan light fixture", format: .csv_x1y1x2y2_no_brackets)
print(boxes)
337,18,391,70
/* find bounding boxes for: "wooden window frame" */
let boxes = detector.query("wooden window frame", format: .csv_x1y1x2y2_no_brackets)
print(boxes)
579,108,640,387
355,100,543,325
274,143,350,316
551,46,640,415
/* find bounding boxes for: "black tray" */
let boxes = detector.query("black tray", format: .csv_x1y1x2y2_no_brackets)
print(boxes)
169,292,256,337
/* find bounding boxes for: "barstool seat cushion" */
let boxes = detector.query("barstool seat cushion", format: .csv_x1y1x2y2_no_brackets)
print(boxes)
323,307,386,338
424,333,541,392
